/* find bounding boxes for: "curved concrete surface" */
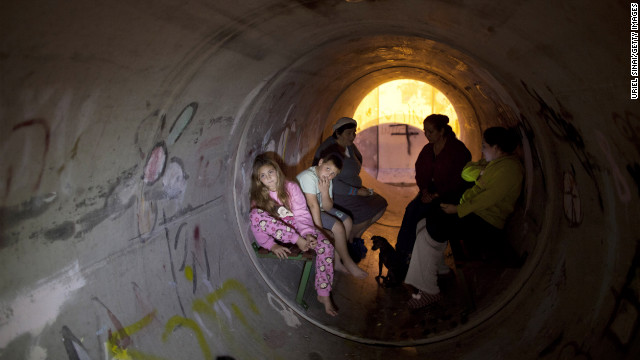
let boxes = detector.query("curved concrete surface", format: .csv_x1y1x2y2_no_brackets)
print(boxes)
1,0,639,358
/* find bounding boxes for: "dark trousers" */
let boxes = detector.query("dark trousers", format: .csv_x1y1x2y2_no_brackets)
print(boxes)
426,210,521,266
395,195,439,263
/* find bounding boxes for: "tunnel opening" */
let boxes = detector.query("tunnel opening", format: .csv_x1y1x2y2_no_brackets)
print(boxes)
351,79,459,184
232,33,544,345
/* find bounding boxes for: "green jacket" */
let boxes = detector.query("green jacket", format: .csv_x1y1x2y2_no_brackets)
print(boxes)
457,155,523,229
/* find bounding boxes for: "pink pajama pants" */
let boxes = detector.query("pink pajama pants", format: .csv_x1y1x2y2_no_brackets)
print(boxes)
250,209,335,296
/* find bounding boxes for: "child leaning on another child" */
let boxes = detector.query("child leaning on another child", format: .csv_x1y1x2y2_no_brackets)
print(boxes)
248,154,338,316
296,151,368,279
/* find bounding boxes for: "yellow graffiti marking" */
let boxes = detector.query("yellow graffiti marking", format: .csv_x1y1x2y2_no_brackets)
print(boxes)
163,316,211,360
184,265,193,281
99,278,281,359
107,311,157,359
206,279,259,314
231,303,250,330
192,300,260,360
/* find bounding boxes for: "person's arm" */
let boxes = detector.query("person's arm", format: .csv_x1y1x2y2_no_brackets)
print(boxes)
318,176,333,210
414,145,433,192
456,163,520,218
428,141,470,201
332,178,358,195
287,182,316,237
270,244,292,259
304,192,323,228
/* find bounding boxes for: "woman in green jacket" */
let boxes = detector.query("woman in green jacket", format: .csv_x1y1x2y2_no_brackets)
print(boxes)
405,127,524,309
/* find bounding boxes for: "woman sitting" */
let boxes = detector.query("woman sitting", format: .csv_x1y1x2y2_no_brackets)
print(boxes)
313,117,388,259
395,114,471,268
404,127,524,309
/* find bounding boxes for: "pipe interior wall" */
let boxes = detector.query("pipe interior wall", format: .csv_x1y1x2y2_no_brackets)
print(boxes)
0,0,638,359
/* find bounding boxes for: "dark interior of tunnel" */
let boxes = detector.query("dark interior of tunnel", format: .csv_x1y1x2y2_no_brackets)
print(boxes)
231,33,545,344
1,1,638,359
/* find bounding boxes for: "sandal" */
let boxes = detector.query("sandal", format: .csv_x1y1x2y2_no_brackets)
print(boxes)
407,291,442,309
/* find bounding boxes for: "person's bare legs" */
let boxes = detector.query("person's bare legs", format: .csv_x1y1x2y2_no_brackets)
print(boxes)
331,221,367,278
317,295,338,316
342,216,353,243
351,208,386,239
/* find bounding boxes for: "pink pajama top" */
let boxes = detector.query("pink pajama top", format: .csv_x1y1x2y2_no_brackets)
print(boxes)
250,181,317,250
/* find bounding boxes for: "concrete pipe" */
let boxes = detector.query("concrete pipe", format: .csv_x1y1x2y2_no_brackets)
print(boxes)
1,0,638,359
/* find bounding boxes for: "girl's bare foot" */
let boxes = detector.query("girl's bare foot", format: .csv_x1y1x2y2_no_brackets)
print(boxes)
334,260,349,274
334,252,367,278
317,295,338,316
345,262,368,279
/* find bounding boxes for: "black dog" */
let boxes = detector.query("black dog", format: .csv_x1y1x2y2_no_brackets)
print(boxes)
370,235,407,287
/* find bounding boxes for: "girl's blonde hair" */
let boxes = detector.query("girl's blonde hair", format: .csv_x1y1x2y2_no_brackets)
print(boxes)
249,154,290,217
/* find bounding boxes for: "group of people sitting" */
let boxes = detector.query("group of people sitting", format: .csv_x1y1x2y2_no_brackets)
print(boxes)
248,114,524,316
249,117,388,316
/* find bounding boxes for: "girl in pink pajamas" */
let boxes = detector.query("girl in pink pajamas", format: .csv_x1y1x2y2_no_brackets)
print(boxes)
249,154,337,316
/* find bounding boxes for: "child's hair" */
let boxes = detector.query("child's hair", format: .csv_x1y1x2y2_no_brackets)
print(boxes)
317,147,344,170
250,154,290,216
483,127,520,154
313,143,345,167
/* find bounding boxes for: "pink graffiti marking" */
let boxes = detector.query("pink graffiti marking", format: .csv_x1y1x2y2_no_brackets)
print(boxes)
92,297,132,349
196,156,222,188
197,136,223,154
143,143,167,185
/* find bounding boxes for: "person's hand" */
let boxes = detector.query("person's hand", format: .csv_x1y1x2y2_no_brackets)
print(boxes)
421,191,438,203
318,176,330,193
271,244,292,259
306,234,318,249
296,236,309,252
357,187,370,196
440,203,458,214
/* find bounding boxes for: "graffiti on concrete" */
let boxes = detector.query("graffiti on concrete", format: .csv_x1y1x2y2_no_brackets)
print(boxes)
196,155,223,188
517,116,545,213
1,119,50,200
167,103,198,146
521,82,603,210
267,292,301,328
0,192,58,247
611,111,640,156
164,216,188,317
143,142,168,186
605,242,640,351
61,325,92,360
611,110,640,198
389,123,420,155
563,169,582,227
175,224,211,295
594,131,632,203
92,296,137,350
87,279,264,360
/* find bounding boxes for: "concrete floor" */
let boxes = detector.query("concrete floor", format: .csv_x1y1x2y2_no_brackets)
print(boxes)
295,174,521,343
